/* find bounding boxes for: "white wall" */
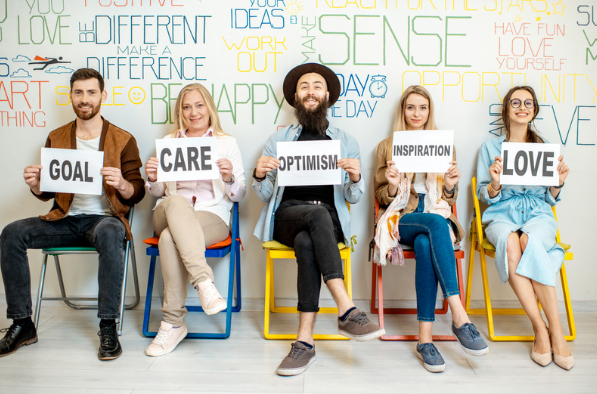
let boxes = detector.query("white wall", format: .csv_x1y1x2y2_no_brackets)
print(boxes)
0,0,596,308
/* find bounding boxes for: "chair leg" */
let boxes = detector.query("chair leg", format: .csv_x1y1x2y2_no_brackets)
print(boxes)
371,262,379,314
560,263,576,341
117,241,130,336
465,233,477,313
479,250,497,341
142,255,158,337
124,237,140,309
232,241,242,312
34,255,50,329
264,252,273,339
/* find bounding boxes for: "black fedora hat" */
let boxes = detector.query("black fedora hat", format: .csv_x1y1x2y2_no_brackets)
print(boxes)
283,63,341,108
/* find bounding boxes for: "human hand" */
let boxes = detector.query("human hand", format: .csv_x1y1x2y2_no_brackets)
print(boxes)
385,161,400,187
444,160,460,191
101,167,128,192
23,164,43,195
338,158,361,183
255,156,280,179
217,158,234,183
489,156,502,189
144,157,159,182
556,155,569,186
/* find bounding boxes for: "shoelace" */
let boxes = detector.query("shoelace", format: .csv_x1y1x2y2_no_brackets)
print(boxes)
348,311,369,326
97,325,117,349
152,327,172,345
0,323,18,336
201,284,220,305
289,344,307,360
462,323,481,338
420,343,438,356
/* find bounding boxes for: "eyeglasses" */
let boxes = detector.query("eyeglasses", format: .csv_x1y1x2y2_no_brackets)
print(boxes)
509,98,535,109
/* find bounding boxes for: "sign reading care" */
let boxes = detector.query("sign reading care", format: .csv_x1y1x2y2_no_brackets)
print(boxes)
40,148,104,195
500,142,560,186
392,130,454,173
276,140,342,187
156,137,219,182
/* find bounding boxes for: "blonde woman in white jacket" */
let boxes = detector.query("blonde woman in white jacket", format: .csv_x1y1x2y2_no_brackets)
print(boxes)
143,83,245,357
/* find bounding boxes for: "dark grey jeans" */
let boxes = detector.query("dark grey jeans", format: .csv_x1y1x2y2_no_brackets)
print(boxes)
273,200,344,313
0,215,126,320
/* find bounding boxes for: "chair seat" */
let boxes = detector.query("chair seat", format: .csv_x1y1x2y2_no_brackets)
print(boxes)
480,239,570,252
144,235,232,249
262,240,347,250
43,247,97,253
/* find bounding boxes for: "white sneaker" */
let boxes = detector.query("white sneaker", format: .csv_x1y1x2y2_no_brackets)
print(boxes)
196,279,227,315
145,321,188,357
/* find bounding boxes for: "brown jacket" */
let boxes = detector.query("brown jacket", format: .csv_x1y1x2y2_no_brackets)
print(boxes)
373,136,465,243
35,118,145,239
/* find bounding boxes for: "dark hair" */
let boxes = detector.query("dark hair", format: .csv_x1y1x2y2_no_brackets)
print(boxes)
502,85,543,143
70,68,104,92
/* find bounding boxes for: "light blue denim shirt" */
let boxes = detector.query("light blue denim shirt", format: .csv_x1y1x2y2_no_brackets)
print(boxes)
253,123,364,243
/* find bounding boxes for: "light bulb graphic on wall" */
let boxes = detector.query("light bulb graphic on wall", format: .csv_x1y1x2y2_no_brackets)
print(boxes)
286,0,304,25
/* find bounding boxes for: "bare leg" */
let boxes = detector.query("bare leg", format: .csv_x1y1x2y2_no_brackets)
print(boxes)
296,312,316,345
326,278,355,316
419,321,433,344
509,233,550,353
531,279,571,357
447,295,471,328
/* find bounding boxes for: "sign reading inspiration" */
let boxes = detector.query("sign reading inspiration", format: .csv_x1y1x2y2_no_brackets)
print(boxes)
392,130,454,173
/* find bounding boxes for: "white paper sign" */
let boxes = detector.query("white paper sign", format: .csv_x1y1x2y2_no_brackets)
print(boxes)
156,137,219,182
391,130,454,173
276,140,342,187
500,142,560,186
40,148,104,195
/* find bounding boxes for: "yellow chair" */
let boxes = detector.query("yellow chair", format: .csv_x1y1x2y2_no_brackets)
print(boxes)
263,240,353,340
465,177,576,342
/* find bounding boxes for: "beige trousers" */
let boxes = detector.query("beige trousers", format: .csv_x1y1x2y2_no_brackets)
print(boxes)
153,195,229,325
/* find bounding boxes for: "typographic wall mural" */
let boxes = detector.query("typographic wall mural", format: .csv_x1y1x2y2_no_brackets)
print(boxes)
1,0,595,301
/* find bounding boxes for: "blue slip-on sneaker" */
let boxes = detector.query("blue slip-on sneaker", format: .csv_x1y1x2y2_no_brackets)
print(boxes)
452,323,489,356
416,342,445,373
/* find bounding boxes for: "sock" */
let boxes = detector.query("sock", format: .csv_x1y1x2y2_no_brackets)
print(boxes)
15,317,33,327
339,307,357,322
298,341,314,350
100,319,116,328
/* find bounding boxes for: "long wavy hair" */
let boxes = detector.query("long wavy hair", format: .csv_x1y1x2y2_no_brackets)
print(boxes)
391,85,438,133
502,86,543,143
172,83,228,137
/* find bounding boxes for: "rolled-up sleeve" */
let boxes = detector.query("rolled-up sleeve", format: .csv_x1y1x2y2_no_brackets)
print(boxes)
476,142,501,205
343,135,364,204
252,134,277,203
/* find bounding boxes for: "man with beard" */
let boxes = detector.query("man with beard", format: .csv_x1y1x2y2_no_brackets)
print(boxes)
0,68,145,360
253,63,385,376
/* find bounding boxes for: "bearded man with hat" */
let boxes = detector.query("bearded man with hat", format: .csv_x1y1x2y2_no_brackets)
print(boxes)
252,63,385,376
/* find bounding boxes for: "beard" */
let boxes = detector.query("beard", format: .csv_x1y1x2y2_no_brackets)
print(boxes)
73,101,101,121
294,96,329,135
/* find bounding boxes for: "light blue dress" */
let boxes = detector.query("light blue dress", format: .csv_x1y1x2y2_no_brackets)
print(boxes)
476,135,564,287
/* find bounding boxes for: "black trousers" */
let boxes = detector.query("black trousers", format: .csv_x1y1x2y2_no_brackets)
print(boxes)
273,200,344,312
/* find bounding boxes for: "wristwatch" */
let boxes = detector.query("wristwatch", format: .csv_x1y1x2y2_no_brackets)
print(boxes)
252,168,266,182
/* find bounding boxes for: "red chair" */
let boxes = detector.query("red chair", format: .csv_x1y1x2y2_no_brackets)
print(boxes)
369,194,465,341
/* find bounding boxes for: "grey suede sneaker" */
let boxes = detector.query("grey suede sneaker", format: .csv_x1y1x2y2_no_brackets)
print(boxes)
338,308,385,341
276,342,316,376
416,343,446,373
452,323,489,356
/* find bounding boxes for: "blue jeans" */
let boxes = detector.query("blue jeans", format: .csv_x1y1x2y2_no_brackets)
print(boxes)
273,200,344,313
398,194,459,322
0,215,126,320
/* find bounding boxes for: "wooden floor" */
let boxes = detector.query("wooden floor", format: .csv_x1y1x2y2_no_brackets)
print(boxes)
0,305,595,393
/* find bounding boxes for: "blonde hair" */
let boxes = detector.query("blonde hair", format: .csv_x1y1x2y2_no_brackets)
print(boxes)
391,85,438,134
172,83,228,137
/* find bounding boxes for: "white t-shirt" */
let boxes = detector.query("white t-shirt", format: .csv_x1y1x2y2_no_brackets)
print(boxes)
413,173,428,194
68,136,112,216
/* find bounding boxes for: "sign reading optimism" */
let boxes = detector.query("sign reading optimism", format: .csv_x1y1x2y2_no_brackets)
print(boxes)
276,140,342,187
500,142,560,186
392,130,454,173
156,137,219,182
40,148,104,195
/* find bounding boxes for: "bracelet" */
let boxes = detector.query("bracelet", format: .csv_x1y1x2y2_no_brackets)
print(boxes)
223,174,235,185
487,182,502,194
552,182,564,189
252,168,266,182
444,185,455,194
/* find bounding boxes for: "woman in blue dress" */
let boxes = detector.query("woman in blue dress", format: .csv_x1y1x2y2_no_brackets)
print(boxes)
476,86,572,370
